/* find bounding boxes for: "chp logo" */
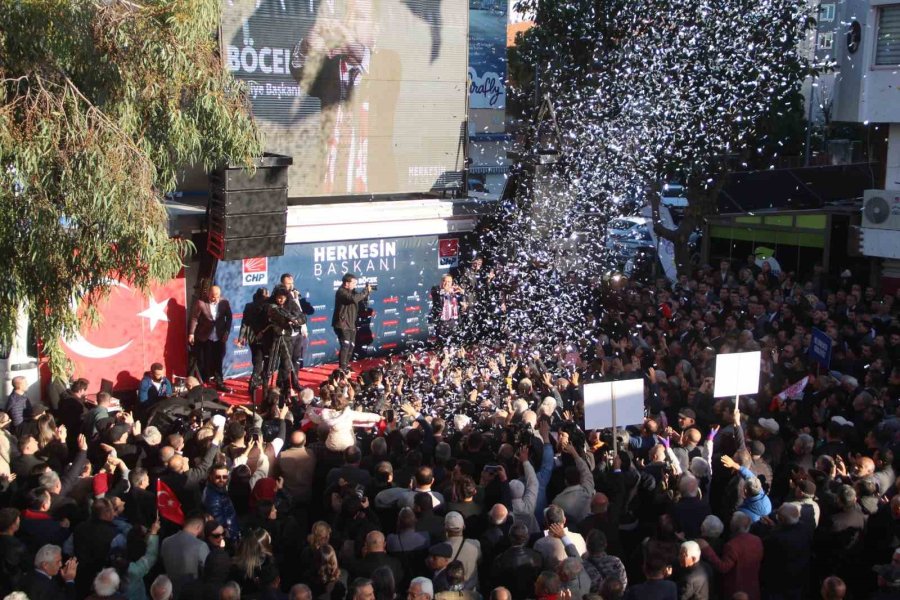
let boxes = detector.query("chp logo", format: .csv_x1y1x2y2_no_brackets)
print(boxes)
242,257,268,286
439,238,459,269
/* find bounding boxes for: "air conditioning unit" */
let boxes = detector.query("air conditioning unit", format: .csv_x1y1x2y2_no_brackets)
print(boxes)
861,189,900,230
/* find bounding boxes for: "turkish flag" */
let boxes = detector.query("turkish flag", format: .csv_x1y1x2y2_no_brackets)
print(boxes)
57,273,188,390
156,479,184,525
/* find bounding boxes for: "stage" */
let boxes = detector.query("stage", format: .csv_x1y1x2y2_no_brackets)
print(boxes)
215,357,387,405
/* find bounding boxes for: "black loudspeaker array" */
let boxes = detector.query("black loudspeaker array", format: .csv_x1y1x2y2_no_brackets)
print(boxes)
207,154,293,261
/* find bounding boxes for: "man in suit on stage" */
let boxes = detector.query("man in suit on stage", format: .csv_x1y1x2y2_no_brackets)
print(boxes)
188,286,233,392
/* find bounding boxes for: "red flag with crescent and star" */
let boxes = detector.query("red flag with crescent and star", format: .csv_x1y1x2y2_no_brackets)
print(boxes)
156,479,184,525
51,273,188,390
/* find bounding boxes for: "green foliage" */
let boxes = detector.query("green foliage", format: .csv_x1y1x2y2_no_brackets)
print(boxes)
0,0,261,376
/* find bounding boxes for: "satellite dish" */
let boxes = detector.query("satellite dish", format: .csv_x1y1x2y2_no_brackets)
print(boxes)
864,195,890,224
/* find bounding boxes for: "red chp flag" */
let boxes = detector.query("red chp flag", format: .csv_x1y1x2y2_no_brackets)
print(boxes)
156,479,184,525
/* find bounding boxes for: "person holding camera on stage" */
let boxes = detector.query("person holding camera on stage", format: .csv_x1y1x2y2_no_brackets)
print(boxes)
266,288,303,399
332,273,371,371
273,273,315,372
236,287,270,401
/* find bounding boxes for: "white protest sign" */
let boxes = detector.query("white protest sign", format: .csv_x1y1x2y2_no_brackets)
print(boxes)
713,351,761,398
583,378,646,431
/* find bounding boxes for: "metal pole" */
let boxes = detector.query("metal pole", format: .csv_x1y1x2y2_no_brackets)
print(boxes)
805,6,822,166
611,384,618,456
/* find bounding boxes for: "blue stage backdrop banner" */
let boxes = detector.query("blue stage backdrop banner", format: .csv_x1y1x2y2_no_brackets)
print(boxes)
468,0,507,109
216,235,442,377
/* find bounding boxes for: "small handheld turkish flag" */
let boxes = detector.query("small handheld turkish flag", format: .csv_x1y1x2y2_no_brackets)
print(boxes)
157,479,184,525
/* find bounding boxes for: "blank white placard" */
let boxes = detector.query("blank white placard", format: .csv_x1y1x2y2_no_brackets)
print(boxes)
713,351,761,397
583,378,646,430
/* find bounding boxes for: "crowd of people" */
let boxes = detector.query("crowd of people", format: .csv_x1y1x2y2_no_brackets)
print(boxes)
1,254,899,600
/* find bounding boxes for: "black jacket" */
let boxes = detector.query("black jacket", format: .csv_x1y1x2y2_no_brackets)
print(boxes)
491,545,542,599
332,286,369,330
158,442,219,515
73,518,120,598
347,552,405,588
762,523,812,592
0,534,28,596
669,497,711,540
16,571,76,600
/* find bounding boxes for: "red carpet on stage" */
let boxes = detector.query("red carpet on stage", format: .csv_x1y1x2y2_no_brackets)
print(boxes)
217,357,386,405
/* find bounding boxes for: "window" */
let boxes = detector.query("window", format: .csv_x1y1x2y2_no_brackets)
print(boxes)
875,5,900,65
818,31,835,50
819,3,836,22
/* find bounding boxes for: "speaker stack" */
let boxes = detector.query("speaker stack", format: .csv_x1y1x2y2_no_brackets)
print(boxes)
207,153,293,261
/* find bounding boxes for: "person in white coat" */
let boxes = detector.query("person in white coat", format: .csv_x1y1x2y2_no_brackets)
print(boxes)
305,395,382,453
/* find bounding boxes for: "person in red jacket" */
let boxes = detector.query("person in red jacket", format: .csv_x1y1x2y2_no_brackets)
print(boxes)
697,511,763,600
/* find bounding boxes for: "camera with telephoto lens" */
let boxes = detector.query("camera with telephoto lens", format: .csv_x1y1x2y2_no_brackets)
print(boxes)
366,283,378,291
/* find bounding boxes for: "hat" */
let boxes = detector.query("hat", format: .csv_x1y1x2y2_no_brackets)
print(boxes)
749,440,765,457
796,479,816,498
831,416,853,428
0,412,10,429
509,479,525,499
429,542,453,558
814,302,827,311
142,426,162,446
758,418,780,434
444,511,465,531
250,477,278,510
678,408,696,421
873,565,900,586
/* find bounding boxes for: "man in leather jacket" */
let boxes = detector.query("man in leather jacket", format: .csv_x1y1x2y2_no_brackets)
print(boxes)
490,523,542,598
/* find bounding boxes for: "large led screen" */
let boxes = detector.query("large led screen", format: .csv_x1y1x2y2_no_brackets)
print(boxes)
222,0,468,198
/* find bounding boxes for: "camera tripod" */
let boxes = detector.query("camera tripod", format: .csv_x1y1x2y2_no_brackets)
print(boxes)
260,330,298,406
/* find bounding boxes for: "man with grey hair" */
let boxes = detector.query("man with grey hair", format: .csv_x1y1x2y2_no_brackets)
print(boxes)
699,515,724,553
18,543,77,600
150,575,173,600
188,284,232,390
408,577,434,600
557,556,591,600
489,588,511,600
698,512,762,600
829,484,866,533
288,583,312,600
219,581,241,600
759,503,811,598
90,567,121,598
677,540,711,600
